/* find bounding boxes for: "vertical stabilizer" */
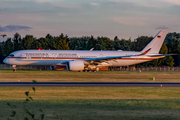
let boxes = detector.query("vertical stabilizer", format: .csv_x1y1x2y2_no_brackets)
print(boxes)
141,30,168,54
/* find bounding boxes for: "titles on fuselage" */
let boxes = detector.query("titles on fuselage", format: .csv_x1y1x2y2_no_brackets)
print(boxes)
23,53,78,57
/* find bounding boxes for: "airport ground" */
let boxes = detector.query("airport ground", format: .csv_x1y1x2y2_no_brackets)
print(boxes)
1,70,180,82
1,70,180,119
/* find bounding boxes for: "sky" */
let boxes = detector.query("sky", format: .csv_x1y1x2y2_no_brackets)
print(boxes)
0,0,180,41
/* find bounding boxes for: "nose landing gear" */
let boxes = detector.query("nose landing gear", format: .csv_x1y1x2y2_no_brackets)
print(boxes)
12,65,16,71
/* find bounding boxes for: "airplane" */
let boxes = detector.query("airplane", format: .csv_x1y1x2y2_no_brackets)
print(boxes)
3,30,173,71
0,34,7,38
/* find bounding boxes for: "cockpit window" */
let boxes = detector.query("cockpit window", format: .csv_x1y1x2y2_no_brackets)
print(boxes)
9,54,14,57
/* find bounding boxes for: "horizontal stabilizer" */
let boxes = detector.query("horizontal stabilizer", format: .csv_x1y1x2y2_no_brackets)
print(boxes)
148,54,177,57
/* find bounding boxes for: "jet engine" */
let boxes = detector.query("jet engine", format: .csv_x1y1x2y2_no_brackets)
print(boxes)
67,60,84,71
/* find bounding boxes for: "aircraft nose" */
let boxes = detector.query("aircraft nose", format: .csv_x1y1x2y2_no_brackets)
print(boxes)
3,58,9,64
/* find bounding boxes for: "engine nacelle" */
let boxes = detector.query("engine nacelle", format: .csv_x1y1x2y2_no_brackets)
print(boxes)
50,66,67,70
67,60,84,71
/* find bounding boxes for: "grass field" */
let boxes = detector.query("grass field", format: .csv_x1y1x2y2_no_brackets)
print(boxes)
1,99,180,120
1,70,180,119
0,87,180,119
0,70,180,82
1,87,180,100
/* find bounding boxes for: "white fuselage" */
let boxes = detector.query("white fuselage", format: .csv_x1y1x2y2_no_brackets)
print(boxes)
3,50,159,67
3,30,169,70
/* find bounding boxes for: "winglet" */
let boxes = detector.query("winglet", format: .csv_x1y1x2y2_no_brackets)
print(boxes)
139,48,151,56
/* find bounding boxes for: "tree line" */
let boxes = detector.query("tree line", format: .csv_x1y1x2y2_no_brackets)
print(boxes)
0,32,180,67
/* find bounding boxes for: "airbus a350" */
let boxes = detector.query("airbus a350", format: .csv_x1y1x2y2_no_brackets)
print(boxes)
3,30,173,71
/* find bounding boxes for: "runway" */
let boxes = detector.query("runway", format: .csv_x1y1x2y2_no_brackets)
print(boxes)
1,82,180,87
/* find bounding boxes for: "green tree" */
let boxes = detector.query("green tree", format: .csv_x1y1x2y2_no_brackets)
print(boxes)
13,33,21,51
46,34,56,50
166,56,174,67
69,37,89,50
30,40,41,49
113,36,121,50
151,43,168,66
113,37,132,51
97,37,113,50
131,36,153,51
165,32,180,66
21,35,36,49
30,37,51,50
120,39,132,51
3,38,14,56
86,36,98,50
38,38,49,49
55,33,69,50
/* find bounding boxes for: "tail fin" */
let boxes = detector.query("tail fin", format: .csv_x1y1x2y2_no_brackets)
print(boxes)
141,30,168,54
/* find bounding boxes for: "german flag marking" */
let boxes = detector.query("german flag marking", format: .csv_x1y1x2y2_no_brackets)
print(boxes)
157,36,161,38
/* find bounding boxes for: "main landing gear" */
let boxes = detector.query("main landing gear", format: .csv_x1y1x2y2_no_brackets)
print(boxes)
83,67,99,72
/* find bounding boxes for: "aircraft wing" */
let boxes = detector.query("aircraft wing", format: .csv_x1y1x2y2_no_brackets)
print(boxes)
81,55,133,65
58,55,135,66
57,48,151,66
81,49,151,65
